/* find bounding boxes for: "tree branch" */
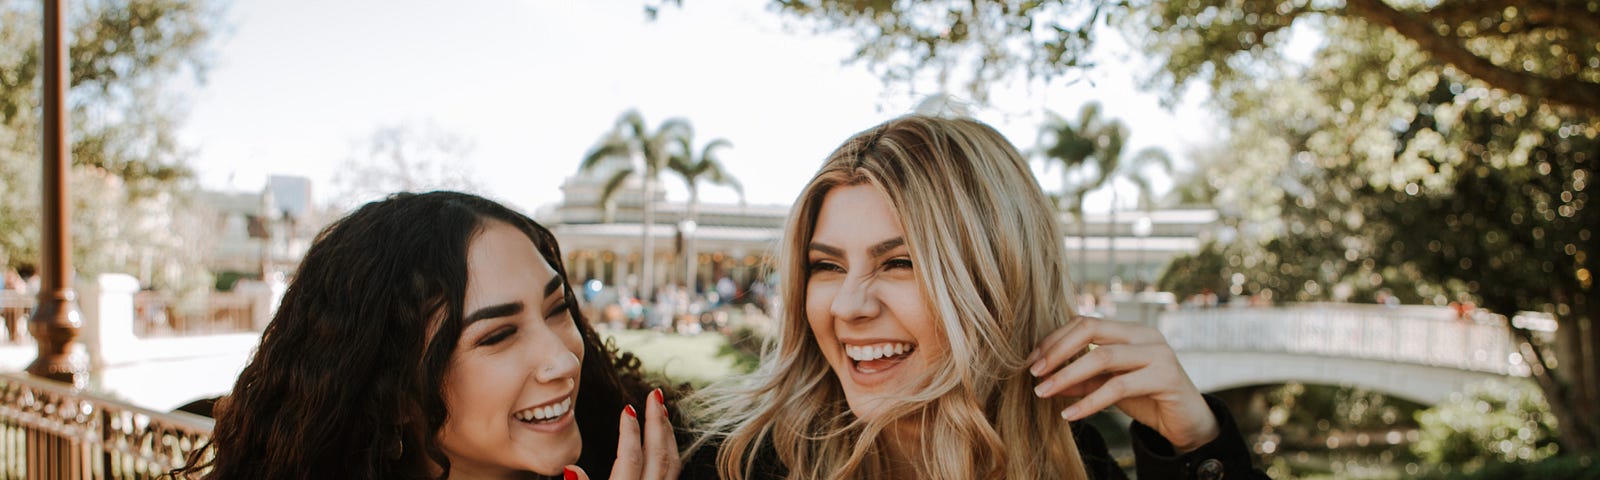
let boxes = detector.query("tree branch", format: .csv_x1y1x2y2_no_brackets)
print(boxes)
1427,0,1600,39
1344,0,1600,113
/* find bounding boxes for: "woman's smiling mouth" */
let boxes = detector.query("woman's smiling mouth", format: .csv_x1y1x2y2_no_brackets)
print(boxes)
513,396,574,428
843,341,917,375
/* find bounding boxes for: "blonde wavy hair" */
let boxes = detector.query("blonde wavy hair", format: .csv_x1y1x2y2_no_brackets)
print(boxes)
687,115,1089,479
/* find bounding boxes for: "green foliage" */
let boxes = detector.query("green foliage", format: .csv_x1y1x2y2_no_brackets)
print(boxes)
1155,241,1227,299
1037,102,1171,284
1216,383,1425,478
213,270,254,292
1038,102,1118,217
1413,379,1560,468
1416,454,1600,480
0,0,216,305
740,0,1600,112
667,136,742,204
714,0,1600,450
764,0,1106,102
1164,16,1600,449
580,110,693,221
715,322,764,375
604,329,743,388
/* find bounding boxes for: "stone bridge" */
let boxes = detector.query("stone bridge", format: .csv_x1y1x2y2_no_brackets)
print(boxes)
1152,304,1548,405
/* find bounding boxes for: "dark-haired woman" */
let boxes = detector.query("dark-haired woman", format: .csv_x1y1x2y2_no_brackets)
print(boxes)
174,191,680,479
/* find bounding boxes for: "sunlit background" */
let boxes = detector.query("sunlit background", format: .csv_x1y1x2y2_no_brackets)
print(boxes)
0,0,1596,478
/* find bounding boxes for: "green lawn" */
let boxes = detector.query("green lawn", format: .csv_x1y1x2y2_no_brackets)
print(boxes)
602,329,741,387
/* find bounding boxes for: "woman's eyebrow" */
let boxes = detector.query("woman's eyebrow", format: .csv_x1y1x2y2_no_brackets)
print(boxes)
869,237,905,258
545,274,565,298
464,302,524,326
808,242,843,257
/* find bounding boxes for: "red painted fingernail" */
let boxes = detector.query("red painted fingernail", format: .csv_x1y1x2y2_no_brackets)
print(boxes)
651,388,668,414
564,466,579,480
623,405,637,418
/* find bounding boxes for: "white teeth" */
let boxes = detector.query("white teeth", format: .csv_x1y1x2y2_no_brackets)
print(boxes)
516,397,573,423
844,342,915,361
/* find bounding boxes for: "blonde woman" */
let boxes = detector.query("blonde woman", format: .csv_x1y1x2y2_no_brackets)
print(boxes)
683,116,1266,479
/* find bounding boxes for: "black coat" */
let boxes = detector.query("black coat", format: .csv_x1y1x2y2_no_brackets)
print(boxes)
679,395,1269,479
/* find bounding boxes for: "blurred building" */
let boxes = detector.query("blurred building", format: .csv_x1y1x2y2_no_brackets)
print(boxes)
538,170,785,296
538,169,1221,296
1062,208,1222,290
198,175,319,280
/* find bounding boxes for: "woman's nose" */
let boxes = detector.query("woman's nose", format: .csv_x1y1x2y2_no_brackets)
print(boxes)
829,274,881,323
533,335,581,384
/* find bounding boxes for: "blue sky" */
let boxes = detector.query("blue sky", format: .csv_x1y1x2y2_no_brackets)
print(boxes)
178,0,1231,215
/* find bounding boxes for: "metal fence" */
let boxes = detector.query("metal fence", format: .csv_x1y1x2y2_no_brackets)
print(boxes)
132,292,253,337
0,372,212,479
1,290,258,343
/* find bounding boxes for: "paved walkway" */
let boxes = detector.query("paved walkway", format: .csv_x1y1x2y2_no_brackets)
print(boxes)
0,333,261,412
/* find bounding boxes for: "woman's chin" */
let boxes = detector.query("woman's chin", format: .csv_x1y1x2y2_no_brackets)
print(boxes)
843,394,895,423
514,436,582,476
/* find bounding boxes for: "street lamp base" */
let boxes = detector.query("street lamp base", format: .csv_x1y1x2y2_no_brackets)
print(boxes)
26,298,87,388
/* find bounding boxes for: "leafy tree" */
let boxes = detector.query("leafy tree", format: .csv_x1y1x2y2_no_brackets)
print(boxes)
1156,240,1227,300
1161,17,1599,453
329,121,484,212
662,0,1600,454
1038,102,1117,282
707,0,1600,114
667,128,742,291
667,129,743,224
1,0,216,304
1037,102,1170,284
1414,379,1560,470
580,110,692,301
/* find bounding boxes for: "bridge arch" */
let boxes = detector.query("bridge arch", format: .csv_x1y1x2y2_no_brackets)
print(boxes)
1152,304,1535,406
1178,351,1507,405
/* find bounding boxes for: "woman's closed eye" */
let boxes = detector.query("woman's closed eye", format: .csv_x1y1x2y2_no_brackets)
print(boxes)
478,325,517,346
883,257,913,270
544,299,572,325
808,260,846,275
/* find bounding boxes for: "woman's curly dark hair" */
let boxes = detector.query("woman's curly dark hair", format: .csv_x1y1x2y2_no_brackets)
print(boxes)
172,191,658,479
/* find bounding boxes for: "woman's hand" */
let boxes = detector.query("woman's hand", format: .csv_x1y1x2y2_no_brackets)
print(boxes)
1027,316,1221,453
565,388,680,480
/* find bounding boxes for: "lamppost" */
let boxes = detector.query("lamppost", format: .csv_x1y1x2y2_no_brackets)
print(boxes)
1106,188,1117,289
29,0,86,387
1133,215,1153,327
1133,216,1153,291
679,219,696,294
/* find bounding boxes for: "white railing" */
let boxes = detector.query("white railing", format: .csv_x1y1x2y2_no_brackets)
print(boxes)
0,291,33,344
1160,304,1534,377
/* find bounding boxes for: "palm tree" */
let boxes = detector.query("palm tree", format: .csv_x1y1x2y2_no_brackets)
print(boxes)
1039,103,1174,289
1106,143,1174,286
1038,102,1119,284
579,110,691,301
667,132,743,293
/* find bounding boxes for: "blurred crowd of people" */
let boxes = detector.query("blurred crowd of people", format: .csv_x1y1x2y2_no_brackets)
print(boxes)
578,275,777,335
1,265,37,343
